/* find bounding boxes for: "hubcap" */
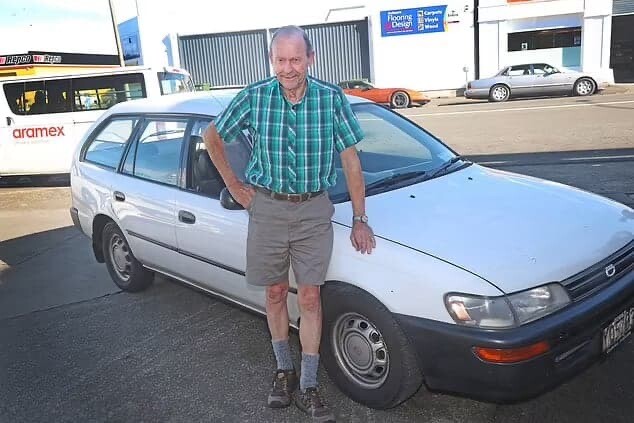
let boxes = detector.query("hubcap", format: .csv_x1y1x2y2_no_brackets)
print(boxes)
332,312,389,389
493,86,507,101
577,80,592,95
110,234,132,281
394,93,407,107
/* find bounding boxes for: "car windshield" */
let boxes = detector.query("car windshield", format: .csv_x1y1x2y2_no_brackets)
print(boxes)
328,103,463,202
351,81,374,89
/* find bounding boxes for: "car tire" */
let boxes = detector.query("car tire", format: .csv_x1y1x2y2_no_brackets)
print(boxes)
574,78,596,96
320,283,423,409
489,84,510,102
102,221,153,292
390,91,410,109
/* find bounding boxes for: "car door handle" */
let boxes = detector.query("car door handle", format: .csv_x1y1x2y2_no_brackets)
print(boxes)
178,210,196,224
113,191,126,202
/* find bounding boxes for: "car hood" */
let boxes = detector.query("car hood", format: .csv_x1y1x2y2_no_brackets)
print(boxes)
333,164,634,293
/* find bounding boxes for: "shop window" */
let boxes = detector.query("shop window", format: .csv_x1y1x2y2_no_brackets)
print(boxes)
508,27,582,52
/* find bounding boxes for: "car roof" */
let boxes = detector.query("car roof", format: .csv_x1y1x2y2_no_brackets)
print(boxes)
0,65,189,83
505,63,552,68
105,90,372,117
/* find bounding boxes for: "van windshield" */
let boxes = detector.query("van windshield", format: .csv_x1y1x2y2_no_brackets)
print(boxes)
158,71,195,95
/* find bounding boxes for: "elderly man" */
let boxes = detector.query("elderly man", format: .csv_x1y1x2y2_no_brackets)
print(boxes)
203,25,375,422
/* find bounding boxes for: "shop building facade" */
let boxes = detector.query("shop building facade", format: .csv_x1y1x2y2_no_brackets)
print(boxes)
119,0,634,91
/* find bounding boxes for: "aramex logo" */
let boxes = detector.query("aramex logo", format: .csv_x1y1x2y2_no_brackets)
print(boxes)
12,126,66,139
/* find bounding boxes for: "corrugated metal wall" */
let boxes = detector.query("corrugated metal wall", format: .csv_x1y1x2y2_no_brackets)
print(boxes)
614,0,634,15
178,19,370,87
271,19,371,84
178,30,270,87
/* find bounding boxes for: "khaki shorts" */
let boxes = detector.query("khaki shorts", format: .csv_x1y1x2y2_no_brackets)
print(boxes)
246,190,334,286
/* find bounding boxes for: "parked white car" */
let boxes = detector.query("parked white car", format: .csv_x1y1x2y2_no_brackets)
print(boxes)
70,91,634,409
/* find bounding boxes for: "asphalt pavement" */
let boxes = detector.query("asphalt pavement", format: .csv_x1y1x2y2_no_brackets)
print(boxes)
1,91,633,423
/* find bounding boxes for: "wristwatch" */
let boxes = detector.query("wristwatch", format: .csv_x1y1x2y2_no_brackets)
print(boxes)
353,214,369,224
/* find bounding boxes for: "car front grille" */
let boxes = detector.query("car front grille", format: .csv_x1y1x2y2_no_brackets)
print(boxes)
561,240,634,302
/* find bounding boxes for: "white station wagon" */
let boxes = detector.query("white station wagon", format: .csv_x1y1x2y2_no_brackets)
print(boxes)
70,91,634,409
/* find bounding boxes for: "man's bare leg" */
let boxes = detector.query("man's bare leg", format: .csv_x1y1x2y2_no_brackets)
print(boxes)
297,285,322,390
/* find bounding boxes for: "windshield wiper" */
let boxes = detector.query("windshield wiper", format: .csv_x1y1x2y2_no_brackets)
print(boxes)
429,156,468,178
365,170,427,193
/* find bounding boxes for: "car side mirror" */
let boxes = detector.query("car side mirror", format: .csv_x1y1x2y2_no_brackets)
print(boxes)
220,187,244,210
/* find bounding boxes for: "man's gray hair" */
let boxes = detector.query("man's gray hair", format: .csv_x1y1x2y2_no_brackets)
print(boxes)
270,25,314,56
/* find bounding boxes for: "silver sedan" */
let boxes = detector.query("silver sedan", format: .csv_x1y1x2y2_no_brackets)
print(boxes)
465,63,608,102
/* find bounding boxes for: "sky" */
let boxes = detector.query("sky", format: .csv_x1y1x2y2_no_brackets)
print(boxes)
0,0,368,57
0,0,120,55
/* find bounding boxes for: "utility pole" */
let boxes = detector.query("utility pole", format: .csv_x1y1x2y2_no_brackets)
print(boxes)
108,0,125,66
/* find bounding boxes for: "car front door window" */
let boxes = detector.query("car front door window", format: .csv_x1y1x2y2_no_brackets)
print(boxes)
187,119,251,198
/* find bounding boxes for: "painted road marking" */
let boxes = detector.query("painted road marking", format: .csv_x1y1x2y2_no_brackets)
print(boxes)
406,100,634,117
478,154,634,166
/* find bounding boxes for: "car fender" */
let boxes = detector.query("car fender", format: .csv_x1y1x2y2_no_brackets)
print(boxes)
324,222,503,323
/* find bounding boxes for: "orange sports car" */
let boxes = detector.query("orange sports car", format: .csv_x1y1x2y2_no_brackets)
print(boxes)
338,80,430,108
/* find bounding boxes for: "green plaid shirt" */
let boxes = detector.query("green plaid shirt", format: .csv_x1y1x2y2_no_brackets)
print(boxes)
214,76,364,194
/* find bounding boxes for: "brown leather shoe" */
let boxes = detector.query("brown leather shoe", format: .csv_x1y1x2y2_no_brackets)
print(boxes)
267,369,298,408
294,387,336,422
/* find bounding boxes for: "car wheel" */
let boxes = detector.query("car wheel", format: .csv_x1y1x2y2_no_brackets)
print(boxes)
102,221,153,292
390,91,410,109
320,283,423,409
489,84,510,102
574,78,595,96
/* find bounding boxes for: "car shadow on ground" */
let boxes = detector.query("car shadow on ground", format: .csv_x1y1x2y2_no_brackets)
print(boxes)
433,93,614,107
0,225,78,266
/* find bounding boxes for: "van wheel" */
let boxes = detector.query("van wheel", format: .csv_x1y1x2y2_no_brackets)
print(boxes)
102,221,153,292
320,283,423,409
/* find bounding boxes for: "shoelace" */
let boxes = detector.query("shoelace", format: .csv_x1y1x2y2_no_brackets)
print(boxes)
272,372,289,391
303,388,324,408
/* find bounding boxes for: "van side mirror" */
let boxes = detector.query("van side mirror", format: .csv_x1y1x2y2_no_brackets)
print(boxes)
220,187,244,210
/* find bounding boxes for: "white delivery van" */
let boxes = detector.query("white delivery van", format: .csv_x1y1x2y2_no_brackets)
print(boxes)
0,66,194,177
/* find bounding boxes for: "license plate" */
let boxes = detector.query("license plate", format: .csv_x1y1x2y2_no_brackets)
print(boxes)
602,306,634,354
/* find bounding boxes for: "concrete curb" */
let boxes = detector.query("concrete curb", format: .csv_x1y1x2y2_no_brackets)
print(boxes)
601,83,634,95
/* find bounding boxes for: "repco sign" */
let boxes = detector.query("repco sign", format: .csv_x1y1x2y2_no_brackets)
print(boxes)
13,126,66,139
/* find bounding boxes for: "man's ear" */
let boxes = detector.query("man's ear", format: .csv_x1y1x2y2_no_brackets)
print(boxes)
307,51,315,67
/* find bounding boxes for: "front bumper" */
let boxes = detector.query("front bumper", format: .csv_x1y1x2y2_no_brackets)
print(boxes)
411,96,431,106
396,269,634,403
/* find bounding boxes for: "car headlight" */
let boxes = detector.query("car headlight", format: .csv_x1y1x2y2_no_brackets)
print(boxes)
445,284,570,328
